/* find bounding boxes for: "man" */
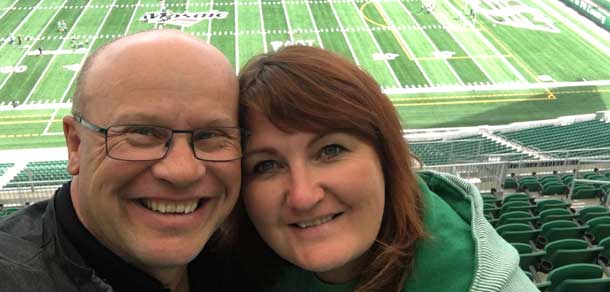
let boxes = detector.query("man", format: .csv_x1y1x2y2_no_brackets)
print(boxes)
0,30,243,291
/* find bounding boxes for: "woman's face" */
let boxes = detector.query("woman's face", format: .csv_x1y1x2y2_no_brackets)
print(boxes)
242,110,386,283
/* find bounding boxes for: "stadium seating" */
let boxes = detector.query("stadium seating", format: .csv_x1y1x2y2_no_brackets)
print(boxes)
536,221,588,247
410,135,528,165
539,239,603,272
511,242,545,271
0,163,14,178
497,120,610,158
536,263,610,292
4,160,70,188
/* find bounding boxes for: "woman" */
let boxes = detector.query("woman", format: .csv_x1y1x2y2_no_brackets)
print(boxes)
233,46,536,292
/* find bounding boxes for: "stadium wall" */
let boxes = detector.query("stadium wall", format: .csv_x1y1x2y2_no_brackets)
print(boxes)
560,0,610,31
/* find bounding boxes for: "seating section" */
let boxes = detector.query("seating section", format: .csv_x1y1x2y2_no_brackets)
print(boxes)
4,161,70,188
483,191,610,289
410,135,527,165
0,206,22,219
497,120,610,158
503,171,610,200
0,163,14,178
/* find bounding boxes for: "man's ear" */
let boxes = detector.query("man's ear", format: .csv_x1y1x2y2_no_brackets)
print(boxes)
63,116,81,175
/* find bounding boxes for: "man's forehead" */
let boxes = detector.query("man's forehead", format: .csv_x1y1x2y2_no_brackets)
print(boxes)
79,31,237,114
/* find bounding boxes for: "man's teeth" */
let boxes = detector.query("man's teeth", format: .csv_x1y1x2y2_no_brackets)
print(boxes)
296,215,335,229
142,199,199,214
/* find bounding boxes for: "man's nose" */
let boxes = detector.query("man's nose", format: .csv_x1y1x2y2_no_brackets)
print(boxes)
285,165,324,210
151,135,206,187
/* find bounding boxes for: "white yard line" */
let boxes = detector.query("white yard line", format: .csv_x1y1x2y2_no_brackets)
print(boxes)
396,1,459,85
537,0,610,57
0,0,68,92
234,0,239,73
23,0,93,105
258,0,267,53
304,0,324,48
122,0,140,35
181,0,190,31
206,0,215,42
350,0,401,87
0,0,19,22
445,0,528,83
429,3,495,84
43,0,119,135
326,1,359,65
0,0,46,52
282,0,294,42
383,79,610,95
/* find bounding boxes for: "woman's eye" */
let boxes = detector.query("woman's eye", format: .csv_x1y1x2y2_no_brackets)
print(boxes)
320,144,345,159
252,160,278,174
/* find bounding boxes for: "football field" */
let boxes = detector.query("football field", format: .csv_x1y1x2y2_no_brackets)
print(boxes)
1,0,610,149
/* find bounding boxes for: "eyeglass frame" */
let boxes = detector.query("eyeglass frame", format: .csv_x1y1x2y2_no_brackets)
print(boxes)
72,115,248,162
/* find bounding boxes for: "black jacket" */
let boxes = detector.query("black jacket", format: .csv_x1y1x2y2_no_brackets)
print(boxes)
0,183,246,292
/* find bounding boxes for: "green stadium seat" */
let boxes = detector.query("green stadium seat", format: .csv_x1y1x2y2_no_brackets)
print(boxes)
500,200,535,214
540,239,603,272
511,242,545,271
536,199,571,213
538,208,577,224
502,192,534,204
536,220,587,246
498,211,538,226
536,263,608,292
585,216,610,243
503,177,517,189
597,237,610,265
578,206,610,223
540,183,568,196
497,223,539,244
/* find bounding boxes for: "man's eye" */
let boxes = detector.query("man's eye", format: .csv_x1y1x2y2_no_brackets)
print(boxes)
124,127,164,137
320,144,345,159
252,160,278,174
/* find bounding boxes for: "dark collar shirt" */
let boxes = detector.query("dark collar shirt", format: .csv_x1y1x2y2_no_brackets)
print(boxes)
54,182,240,292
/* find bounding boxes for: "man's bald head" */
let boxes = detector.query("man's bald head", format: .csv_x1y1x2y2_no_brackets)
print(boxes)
72,30,235,116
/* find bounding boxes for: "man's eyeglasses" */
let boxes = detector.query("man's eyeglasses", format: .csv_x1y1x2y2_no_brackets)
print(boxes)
73,115,247,162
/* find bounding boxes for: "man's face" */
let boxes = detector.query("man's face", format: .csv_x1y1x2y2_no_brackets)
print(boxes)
63,34,240,277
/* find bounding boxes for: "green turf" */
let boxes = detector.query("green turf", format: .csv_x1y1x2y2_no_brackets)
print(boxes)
0,0,609,149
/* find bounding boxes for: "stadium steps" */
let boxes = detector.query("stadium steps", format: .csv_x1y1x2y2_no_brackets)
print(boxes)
0,161,28,189
479,129,554,160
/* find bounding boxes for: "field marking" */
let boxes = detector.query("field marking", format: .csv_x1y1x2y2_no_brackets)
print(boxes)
0,0,18,22
206,0,214,43
393,96,550,107
0,114,55,119
0,0,45,53
537,0,610,57
351,0,401,87
0,119,62,125
0,0,424,11
122,0,141,35
258,0,267,53
397,0,464,85
383,79,610,94
1,24,476,42
474,18,555,99
23,0,93,105
368,1,435,85
234,0,239,73
304,0,323,49
0,0,68,93
42,0,119,135
328,1,361,65
182,0,190,32
445,0,528,84
427,1,495,83
282,0,295,42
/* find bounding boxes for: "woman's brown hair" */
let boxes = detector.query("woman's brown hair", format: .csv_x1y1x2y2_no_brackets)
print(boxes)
234,45,425,292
